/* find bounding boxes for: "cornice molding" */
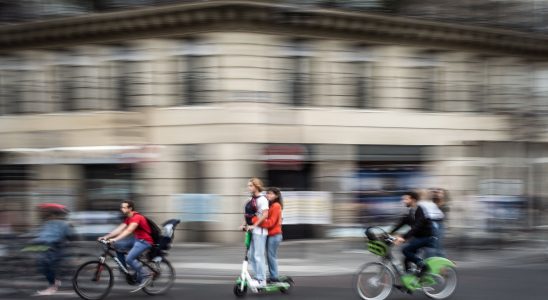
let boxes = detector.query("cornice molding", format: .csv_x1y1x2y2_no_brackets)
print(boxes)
0,0,547,57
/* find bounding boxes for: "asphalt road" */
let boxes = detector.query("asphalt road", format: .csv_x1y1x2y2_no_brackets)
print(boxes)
3,260,547,300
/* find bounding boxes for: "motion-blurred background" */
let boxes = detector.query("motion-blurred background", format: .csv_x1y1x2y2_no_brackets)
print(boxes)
1,0,547,246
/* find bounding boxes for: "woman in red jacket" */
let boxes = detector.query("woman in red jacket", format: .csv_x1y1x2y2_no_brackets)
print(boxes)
260,187,283,282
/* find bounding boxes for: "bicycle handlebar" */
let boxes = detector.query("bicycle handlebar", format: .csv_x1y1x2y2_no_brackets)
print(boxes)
365,226,397,244
98,239,114,249
385,235,397,243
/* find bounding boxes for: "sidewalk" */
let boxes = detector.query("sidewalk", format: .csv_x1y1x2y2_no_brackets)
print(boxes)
165,237,547,277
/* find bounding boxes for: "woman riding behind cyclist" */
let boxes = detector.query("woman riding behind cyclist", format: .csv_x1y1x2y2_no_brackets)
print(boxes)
257,187,283,283
240,178,269,288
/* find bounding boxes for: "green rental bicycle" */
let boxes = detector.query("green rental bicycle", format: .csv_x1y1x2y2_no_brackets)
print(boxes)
355,227,457,300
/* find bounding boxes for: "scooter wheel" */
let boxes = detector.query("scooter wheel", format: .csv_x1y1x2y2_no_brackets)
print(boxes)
233,284,247,297
280,277,295,294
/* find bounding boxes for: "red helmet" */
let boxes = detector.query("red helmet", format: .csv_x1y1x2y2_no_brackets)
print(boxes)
37,203,69,214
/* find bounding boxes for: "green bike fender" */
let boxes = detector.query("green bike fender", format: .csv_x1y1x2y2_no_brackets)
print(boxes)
424,257,456,274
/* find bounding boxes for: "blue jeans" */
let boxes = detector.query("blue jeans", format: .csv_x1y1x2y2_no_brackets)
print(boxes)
435,222,446,257
402,236,436,271
38,247,62,285
248,233,267,281
267,234,283,280
424,221,446,258
114,237,152,283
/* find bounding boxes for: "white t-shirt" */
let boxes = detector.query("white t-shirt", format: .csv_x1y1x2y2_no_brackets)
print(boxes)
252,195,269,236
418,200,444,221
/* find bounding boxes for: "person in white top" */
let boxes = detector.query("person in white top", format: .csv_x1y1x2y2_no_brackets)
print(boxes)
240,178,269,288
418,189,445,258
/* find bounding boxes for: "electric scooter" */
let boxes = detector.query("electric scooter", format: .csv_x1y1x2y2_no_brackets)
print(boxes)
233,230,294,297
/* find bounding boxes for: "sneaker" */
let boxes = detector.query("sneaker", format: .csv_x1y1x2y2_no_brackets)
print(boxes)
34,286,58,296
249,279,266,288
130,276,152,293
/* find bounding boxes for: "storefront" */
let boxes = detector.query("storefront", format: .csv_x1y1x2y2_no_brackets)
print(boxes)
354,145,428,225
0,145,159,227
263,144,320,238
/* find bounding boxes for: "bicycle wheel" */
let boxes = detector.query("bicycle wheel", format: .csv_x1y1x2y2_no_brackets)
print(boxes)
355,262,395,300
142,258,175,295
423,266,457,299
72,261,113,300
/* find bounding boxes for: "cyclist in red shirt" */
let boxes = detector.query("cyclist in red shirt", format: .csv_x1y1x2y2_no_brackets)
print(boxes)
99,200,153,291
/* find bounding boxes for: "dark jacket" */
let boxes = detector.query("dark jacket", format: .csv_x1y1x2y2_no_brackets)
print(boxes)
390,205,434,240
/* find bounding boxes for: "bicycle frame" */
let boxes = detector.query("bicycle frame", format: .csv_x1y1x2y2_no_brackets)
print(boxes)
378,250,408,290
96,242,154,282
99,248,130,275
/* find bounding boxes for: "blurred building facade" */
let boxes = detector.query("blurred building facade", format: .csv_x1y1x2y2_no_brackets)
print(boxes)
1,0,548,242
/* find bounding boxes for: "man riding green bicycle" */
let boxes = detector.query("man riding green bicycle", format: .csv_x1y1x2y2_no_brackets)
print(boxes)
391,190,444,277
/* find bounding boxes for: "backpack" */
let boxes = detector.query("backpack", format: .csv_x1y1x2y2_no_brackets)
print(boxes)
244,196,258,225
148,218,162,245
135,213,162,246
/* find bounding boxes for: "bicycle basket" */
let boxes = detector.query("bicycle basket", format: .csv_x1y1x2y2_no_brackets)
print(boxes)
367,240,388,257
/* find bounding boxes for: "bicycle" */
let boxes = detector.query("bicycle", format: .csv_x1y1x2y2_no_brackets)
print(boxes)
72,240,175,300
355,227,457,300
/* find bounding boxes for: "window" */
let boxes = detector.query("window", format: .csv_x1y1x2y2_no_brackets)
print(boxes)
184,145,204,193
55,60,77,111
116,60,131,110
420,66,437,111
286,40,313,106
0,57,23,114
332,47,374,108
174,39,215,105
474,57,491,112
406,54,440,111
107,47,145,111
486,58,526,113
172,38,218,105
354,61,373,109
533,68,548,113
182,54,206,105
84,164,134,211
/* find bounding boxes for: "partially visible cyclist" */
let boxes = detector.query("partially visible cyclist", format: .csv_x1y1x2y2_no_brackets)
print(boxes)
98,200,153,292
32,203,75,296
390,190,444,277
